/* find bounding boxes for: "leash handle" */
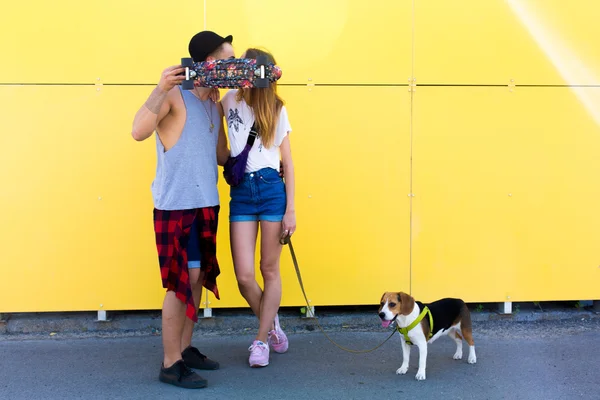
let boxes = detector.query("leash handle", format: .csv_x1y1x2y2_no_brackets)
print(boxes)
282,237,396,354
279,231,291,245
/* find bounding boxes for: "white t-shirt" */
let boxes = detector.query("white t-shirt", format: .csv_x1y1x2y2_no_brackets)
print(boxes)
221,89,292,173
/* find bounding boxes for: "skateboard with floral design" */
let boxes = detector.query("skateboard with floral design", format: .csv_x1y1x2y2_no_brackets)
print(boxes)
181,55,282,90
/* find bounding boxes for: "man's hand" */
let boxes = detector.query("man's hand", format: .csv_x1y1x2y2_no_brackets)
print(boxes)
158,65,186,93
143,66,184,115
208,88,221,103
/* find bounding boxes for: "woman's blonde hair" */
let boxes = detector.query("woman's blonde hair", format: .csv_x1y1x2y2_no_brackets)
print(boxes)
236,48,284,149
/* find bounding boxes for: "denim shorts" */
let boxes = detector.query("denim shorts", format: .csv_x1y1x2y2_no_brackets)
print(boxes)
187,219,202,269
229,167,287,222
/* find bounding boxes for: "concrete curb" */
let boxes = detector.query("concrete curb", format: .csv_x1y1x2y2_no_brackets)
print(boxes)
1,307,598,341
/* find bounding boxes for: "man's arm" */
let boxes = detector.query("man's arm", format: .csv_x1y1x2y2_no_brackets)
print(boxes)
131,65,185,141
216,102,230,165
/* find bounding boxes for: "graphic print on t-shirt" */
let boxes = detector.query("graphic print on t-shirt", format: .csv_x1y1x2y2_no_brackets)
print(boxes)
227,107,263,152
227,108,244,132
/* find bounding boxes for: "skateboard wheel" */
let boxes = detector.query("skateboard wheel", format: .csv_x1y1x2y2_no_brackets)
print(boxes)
256,78,269,88
256,55,268,66
181,58,194,68
181,80,195,90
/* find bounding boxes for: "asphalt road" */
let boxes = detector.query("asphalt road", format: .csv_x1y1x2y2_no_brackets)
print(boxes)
1,319,599,400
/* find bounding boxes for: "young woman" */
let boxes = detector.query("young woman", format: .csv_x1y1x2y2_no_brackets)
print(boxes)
218,48,296,368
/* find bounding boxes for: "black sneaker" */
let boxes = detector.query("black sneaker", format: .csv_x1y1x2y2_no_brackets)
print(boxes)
159,360,207,389
182,346,220,370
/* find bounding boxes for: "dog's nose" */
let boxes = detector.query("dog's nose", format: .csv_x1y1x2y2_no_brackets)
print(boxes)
378,312,385,319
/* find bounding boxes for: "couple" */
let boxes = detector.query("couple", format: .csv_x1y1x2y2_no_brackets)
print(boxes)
131,30,296,389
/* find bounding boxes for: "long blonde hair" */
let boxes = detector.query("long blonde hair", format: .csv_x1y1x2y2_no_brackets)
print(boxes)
236,48,284,149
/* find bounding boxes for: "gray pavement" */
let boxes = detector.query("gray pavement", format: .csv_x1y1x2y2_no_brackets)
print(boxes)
1,318,599,400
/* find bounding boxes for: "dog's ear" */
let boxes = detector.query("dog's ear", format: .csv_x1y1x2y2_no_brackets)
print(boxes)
399,292,415,315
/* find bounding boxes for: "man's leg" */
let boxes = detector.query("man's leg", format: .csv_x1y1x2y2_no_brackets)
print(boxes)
154,208,208,389
159,289,207,389
179,220,220,370
162,290,187,368
181,266,203,351
181,218,203,351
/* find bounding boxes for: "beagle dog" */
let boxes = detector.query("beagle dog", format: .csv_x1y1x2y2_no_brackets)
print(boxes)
378,292,477,380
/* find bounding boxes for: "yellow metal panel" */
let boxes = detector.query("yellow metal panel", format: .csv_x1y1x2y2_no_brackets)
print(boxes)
208,86,412,308
3,0,599,315
0,1,204,84
0,85,163,312
0,84,411,313
414,0,600,85
206,0,412,84
411,86,600,303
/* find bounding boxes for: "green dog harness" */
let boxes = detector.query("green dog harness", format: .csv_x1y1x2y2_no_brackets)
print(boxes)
396,306,433,345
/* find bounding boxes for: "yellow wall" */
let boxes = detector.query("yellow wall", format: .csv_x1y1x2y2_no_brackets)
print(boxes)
1,0,599,314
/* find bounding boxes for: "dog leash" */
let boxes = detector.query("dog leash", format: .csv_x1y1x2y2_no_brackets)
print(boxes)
280,235,396,354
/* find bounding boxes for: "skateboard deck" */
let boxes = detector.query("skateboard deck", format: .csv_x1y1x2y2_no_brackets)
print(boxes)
181,56,282,90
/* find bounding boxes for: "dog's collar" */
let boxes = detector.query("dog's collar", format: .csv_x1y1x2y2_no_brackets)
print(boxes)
396,306,433,345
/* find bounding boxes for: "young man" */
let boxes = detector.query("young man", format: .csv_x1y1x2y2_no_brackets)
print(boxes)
131,31,235,389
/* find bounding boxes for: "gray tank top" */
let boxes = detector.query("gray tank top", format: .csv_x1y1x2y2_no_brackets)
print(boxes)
151,87,220,211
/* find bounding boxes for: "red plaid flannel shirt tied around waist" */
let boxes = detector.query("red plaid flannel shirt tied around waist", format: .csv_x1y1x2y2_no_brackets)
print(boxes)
153,207,220,322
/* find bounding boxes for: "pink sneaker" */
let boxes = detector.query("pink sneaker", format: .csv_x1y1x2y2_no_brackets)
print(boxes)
268,314,289,354
248,340,269,368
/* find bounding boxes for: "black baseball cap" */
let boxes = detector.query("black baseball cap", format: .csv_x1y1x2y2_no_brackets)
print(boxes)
188,31,233,62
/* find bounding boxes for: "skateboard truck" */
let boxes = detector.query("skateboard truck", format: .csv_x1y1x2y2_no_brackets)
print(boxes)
254,55,269,88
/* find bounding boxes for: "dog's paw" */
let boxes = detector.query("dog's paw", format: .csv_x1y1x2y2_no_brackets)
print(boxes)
453,351,463,360
396,365,409,375
415,370,426,381
468,354,477,364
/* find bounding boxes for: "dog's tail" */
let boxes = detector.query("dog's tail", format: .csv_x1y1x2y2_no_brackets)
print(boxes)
460,302,475,346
